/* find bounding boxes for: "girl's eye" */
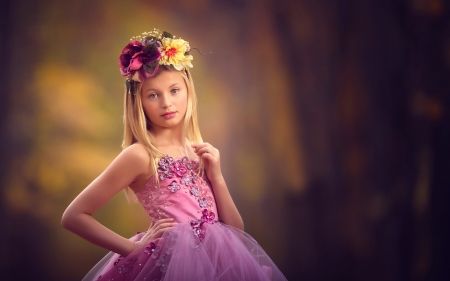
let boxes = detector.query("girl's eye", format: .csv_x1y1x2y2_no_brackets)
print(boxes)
171,88,179,94
149,93,157,98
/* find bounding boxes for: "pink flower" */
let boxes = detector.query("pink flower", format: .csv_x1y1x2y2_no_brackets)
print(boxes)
190,186,200,197
196,229,205,241
190,210,216,241
144,241,157,255
190,220,201,228
191,223,205,241
118,40,161,79
201,209,215,223
198,197,208,208
170,160,187,177
168,180,181,193
119,41,142,68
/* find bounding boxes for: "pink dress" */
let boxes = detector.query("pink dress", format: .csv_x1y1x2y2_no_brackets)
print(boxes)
83,155,287,281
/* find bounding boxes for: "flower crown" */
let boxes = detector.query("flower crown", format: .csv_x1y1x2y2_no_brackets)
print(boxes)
119,29,193,88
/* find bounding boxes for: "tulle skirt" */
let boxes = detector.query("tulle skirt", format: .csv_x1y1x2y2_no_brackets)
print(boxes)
83,222,287,281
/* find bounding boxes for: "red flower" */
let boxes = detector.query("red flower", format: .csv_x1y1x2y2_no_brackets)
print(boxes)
119,40,142,69
170,159,187,177
201,209,215,223
118,40,161,79
143,241,157,255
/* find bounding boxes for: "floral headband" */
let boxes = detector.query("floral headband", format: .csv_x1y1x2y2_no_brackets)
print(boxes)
119,29,194,94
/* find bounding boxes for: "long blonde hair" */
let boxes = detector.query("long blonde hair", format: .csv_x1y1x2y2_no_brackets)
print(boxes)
122,67,203,202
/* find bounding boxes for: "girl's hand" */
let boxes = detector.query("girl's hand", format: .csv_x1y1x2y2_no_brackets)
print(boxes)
133,218,177,251
192,142,223,182
191,142,244,230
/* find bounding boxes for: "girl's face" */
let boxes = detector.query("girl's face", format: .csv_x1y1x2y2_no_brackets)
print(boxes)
140,69,188,132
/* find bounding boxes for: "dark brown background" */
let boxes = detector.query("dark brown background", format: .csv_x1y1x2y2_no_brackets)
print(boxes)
1,0,449,280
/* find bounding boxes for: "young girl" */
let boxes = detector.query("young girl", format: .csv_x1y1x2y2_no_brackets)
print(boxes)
62,29,287,281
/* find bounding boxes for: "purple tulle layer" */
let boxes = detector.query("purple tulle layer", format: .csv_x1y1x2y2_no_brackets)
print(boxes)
83,222,287,281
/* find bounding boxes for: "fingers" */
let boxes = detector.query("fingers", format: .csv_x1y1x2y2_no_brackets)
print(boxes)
135,219,178,250
193,145,219,159
145,218,177,239
195,148,217,158
191,142,217,152
149,219,177,234
191,142,210,149
199,152,213,161
193,145,217,153
153,226,175,238
148,218,174,230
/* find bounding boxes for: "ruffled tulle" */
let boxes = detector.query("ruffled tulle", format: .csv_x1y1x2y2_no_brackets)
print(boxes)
83,222,286,281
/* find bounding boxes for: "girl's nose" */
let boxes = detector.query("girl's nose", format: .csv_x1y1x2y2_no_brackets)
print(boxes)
161,94,172,108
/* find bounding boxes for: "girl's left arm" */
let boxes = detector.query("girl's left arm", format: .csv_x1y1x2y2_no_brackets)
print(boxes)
192,143,244,231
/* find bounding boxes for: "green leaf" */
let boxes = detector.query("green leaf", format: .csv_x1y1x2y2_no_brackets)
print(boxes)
143,42,157,54
143,64,157,73
146,59,159,67
163,31,173,39
125,79,130,94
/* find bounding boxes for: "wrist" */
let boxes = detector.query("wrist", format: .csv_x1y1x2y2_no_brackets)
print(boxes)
208,174,225,187
124,240,138,256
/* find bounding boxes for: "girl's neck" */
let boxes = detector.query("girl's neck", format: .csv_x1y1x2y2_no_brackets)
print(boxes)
150,125,183,145
150,127,193,158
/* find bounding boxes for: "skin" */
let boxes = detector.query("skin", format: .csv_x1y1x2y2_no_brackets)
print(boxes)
61,69,243,257
140,69,188,143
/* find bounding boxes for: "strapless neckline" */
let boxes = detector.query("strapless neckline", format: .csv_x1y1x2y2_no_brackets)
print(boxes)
134,155,201,196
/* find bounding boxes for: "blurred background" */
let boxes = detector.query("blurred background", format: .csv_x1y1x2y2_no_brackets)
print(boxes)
1,0,449,280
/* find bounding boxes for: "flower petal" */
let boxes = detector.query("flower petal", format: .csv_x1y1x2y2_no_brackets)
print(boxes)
129,58,143,71
141,66,159,79
119,67,129,76
118,54,131,68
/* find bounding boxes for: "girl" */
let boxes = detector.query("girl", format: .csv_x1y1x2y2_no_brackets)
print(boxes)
62,29,287,281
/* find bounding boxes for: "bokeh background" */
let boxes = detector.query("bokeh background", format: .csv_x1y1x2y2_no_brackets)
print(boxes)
1,0,449,280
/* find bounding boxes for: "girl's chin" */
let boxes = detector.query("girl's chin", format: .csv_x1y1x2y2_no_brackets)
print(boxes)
150,120,184,130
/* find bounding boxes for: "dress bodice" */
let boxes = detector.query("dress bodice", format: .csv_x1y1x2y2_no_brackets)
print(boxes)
86,156,288,281
135,155,218,225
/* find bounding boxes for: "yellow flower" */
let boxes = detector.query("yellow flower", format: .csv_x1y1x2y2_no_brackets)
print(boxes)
160,38,193,70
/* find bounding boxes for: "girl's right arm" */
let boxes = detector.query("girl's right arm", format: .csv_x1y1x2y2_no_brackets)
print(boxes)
61,144,174,256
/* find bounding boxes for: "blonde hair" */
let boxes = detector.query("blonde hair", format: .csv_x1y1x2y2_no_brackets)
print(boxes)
122,67,203,202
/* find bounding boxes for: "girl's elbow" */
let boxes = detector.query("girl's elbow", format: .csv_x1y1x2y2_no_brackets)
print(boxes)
61,209,76,230
231,216,244,231
237,219,244,231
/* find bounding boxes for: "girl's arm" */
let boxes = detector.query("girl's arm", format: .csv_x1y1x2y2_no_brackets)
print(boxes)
192,143,244,231
61,144,175,256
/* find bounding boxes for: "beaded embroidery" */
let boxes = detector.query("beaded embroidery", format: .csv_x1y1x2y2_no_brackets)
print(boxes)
190,209,216,241
135,155,217,229
115,258,137,277
144,242,157,255
168,181,181,193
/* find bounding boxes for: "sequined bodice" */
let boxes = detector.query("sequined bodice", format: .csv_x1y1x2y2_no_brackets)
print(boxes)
135,155,218,226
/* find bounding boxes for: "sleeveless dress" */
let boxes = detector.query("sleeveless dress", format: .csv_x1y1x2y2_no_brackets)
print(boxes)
83,155,287,281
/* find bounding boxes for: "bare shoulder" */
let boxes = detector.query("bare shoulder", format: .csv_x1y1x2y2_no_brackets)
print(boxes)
122,143,150,160
112,143,151,172
119,144,154,189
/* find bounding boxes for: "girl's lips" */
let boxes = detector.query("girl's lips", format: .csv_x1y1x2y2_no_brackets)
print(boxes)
162,112,176,119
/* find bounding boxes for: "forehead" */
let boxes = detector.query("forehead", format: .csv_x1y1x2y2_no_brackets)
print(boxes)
141,70,185,90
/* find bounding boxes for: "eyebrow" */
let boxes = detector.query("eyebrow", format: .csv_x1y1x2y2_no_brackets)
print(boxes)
144,83,180,92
